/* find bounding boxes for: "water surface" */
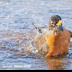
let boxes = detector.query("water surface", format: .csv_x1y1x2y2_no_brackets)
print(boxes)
0,0,72,70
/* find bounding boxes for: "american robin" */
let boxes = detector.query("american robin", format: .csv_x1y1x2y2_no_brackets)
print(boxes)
34,15,72,57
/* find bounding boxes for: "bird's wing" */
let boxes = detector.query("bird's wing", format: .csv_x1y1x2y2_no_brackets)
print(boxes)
32,23,47,34
68,30,72,37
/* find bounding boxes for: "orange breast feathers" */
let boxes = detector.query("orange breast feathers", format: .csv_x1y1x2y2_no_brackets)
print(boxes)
45,29,71,57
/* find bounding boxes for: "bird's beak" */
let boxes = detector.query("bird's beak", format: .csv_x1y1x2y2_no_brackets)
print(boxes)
56,20,62,26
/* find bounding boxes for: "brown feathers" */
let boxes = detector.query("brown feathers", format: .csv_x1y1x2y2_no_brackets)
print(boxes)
45,29,70,57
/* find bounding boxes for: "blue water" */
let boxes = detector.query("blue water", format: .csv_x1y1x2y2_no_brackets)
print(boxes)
0,0,72,70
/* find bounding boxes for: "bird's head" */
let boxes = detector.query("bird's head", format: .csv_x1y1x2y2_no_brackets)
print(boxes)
48,15,63,31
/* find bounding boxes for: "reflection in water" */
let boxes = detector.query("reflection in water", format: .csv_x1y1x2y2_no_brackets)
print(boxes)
44,54,68,70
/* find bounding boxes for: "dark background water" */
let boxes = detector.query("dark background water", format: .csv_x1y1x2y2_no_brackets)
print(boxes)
0,0,72,70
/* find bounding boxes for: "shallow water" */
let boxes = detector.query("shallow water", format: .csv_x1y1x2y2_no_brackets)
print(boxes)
0,0,72,70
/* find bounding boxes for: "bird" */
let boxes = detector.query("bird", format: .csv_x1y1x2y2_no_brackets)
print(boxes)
33,15,72,57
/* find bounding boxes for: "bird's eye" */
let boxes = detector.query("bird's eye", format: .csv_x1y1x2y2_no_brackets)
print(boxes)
52,23,53,24
55,19,56,21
